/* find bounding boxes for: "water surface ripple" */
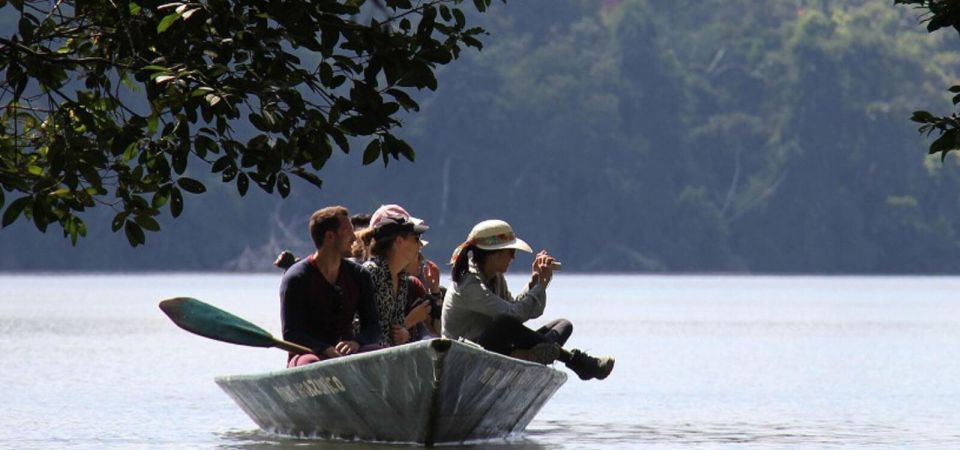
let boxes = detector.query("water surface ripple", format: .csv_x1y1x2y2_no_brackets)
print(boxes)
1,274,959,449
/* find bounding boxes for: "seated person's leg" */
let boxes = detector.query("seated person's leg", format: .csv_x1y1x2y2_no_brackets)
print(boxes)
287,353,322,368
536,318,573,346
477,315,551,355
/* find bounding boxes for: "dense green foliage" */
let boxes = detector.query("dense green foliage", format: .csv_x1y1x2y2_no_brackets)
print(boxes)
0,0,496,245
4,0,960,273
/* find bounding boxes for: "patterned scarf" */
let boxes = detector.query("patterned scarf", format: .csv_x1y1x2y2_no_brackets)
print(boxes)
363,256,411,347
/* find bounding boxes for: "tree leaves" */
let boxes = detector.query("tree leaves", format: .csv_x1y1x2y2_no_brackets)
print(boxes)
929,128,959,161
386,89,420,112
176,177,206,194
124,220,145,246
473,0,491,13
277,173,290,197
63,216,87,245
899,3,960,161
0,0,501,246
363,139,381,165
170,187,184,217
291,168,323,189
236,172,249,196
157,13,182,33
135,215,161,232
2,197,31,227
908,108,960,160
895,0,960,33
910,110,937,124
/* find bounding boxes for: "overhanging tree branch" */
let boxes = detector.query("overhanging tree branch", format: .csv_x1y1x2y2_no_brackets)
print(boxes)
0,0,502,246
897,0,960,160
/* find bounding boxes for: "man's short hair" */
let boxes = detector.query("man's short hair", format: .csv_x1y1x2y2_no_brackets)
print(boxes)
309,206,349,250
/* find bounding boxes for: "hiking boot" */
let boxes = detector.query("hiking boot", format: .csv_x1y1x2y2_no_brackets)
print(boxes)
510,343,561,365
565,349,615,380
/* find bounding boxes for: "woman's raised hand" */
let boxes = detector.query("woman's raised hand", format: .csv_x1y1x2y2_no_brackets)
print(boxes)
531,250,556,286
423,259,441,293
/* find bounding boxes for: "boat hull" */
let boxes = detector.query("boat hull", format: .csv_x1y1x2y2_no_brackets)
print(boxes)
214,339,567,445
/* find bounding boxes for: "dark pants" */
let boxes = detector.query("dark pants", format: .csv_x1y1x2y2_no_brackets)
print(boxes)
476,316,573,356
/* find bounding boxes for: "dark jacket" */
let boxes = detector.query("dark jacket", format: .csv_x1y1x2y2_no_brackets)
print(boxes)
280,257,382,360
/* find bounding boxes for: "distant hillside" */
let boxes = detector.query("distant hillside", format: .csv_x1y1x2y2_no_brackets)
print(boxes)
4,0,960,273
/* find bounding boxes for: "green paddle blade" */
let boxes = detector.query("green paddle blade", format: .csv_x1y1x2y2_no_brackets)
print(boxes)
159,297,276,348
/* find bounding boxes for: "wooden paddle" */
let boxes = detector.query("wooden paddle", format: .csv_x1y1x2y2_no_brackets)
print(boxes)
158,297,312,354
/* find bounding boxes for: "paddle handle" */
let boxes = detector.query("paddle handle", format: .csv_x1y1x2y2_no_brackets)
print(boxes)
273,339,314,355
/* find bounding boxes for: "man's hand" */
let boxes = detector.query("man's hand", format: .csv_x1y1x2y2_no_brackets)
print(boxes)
334,340,360,356
391,325,411,345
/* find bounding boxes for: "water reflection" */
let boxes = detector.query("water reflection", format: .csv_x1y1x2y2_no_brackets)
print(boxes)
217,420,931,448
218,430,548,449
532,419,927,447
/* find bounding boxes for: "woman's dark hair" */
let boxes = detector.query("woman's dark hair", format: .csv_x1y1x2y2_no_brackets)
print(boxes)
368,227,416,258
369,234,399,258
451,246,495,283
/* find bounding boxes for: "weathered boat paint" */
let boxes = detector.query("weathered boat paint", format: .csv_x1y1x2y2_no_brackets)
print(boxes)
215,338,567,445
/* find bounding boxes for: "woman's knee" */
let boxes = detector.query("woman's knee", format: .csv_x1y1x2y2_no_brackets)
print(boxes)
555,318,573,333
543,318,573,346
541,318,573,335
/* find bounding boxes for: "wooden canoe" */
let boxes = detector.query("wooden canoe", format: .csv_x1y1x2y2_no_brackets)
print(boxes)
214,338,567,445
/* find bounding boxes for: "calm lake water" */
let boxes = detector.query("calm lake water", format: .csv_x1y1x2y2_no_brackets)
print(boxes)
1,274,959,449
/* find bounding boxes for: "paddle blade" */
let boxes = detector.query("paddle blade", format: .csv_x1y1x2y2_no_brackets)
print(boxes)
159,297,276,348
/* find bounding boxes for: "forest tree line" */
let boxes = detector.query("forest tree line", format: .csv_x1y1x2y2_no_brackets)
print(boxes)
3,0,960,273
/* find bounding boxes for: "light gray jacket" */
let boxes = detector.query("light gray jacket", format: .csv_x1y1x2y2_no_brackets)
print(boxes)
440,262,547,342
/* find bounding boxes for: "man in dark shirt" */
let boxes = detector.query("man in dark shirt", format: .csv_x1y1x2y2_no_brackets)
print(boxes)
280,206,382,367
